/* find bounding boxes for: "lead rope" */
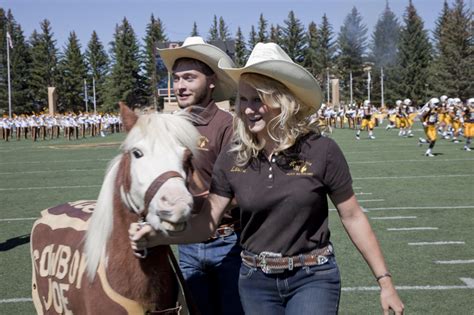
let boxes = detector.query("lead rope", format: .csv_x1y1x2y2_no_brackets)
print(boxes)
167,246,201,315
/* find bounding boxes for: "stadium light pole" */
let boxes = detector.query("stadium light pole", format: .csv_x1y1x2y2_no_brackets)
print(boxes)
326,69,330,104
349,71,353,106
84,79,88,112
367,69,371,102
381,67,385,107
93,77,97,114
6,31,13,118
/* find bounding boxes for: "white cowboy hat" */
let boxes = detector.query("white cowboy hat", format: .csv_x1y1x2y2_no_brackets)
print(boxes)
218,42,322,113
158,36,236,102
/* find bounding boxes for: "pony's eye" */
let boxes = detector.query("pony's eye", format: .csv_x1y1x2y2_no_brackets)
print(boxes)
131,149,143,159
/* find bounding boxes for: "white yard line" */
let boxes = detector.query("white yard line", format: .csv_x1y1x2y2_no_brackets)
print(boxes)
343,278,474,291
388,227,438,231
0,298,33,304
356,199,385,202
353,174,473,180
0,217,37,222
434,260,474,265
355,192,372,195
364,206,474,211
409,241,465,246
371,216,417,220
0,158,109,165
349,158,474,164
0,185,101,191
0,169,103,175
330,205,474,212
4,278,474,303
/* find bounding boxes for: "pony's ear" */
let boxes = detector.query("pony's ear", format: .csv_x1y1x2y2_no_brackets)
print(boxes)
119,102,138,132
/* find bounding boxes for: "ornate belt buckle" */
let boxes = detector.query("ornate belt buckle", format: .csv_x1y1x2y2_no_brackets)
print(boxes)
258,251,282,274
317,255,328,265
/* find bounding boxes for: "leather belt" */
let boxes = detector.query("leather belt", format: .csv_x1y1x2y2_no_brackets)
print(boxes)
206,220,241,241
241,245,333,274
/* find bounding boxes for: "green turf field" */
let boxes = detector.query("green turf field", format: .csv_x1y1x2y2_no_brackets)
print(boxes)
1,123,473,314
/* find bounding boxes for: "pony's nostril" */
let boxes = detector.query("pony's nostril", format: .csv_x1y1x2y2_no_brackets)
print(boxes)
160,196,174,208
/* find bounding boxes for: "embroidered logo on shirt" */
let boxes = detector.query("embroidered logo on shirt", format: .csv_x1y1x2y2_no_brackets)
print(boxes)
287,160,313,176
230,166,246,173
197,136,209,151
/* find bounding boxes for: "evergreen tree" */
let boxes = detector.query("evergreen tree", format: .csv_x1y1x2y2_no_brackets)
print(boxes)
29,19,59,111
429,1,451,95
218,16,231,40
257,13,268,43
336,7,368,103
0,8,9,114
208,15,218,41
270,24,282,45
433,0,451,56
143,15,167,109
191,22,199,36
317,14,336,92
432,0,472,98
248,25,257,51
0,9,33,114
370,2,401,105
395,0,432,104
105,18,145,111
304,22,320,79
57,31,87,112
234,27,247,67
304,15,336,93
371,3,400,68
84,31,109,111
281,11,306,63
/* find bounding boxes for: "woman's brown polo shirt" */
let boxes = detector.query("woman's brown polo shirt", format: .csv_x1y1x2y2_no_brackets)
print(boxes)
210,133,353,256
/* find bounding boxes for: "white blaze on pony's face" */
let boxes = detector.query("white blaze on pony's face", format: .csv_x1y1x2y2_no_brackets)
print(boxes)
119,103,199,233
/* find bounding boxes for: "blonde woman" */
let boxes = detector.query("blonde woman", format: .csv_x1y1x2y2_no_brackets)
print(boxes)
130,43,404,315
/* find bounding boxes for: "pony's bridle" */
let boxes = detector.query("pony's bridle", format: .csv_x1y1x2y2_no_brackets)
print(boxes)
125,149,193,258
142,170,184,219
130,170,184,259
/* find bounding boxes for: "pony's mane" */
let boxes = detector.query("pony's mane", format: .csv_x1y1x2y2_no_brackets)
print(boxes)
84,112,199,280
84,155,121,280
122,112,200,156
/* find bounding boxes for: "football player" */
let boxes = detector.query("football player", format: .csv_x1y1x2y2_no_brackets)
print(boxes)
419,98,440,157
356,100,376,140
462,98,474,151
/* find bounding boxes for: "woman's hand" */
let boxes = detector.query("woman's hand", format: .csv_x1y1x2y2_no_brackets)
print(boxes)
379,278,404,315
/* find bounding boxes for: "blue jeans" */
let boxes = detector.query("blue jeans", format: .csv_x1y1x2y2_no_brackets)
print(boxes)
238,254,341,315
179,231,244,315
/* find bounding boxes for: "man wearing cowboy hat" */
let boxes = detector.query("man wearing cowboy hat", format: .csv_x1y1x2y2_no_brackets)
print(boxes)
157,36,243,315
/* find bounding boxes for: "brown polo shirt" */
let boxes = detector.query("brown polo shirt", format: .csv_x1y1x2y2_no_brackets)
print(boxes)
210,133,353,256
188,101,239,223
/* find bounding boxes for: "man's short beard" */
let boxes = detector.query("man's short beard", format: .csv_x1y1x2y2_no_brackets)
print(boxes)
178,88,212,108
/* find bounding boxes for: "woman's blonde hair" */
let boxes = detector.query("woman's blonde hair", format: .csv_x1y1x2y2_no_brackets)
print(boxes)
230,73,320,166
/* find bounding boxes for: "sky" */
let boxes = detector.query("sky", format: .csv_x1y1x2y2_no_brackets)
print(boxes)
2,0,453,51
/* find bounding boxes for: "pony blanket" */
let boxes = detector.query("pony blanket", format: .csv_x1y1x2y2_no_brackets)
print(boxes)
31,200,166,314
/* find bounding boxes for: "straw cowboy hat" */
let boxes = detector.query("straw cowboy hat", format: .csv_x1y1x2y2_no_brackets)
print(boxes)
218,42,322,114
158,36,236,102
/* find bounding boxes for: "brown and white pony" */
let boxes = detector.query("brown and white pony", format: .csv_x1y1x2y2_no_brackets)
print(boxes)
31,103,199,314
